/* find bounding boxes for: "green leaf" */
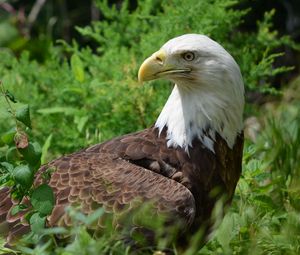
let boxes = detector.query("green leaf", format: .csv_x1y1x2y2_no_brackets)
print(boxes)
18,142,42,167
41,167,56,182
216,213,239,251
71,54,85,82
5,90,17,103
16,104,31,128
29,212,46,233
6,147,21,163
62,87,85,95
0,162,14,173
84,208,105,225
74,116,89,133
1,129,17,145
13,165,34,189
37,106,78,115
11,204,28,216
31,184,55,215
39,227,68,235
41,134,52,164
253,195,277,210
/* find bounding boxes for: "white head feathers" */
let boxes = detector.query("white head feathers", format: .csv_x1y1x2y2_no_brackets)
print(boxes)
154,34,244,152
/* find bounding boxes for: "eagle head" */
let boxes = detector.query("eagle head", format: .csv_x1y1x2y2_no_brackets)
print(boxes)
138,34,244,152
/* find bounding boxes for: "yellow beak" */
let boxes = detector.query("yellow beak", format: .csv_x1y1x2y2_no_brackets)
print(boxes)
138,49,191,83
138,49,167,83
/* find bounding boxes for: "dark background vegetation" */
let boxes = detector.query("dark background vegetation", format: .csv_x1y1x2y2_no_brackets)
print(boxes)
1,0,300,69
0,0,300,254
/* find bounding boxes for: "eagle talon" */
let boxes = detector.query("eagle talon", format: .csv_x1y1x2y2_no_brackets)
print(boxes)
171,172,183,182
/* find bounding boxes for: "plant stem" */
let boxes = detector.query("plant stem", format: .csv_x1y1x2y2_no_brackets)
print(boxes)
0,81,21,132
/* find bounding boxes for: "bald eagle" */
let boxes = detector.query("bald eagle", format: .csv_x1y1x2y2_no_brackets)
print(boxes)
1,34,244,248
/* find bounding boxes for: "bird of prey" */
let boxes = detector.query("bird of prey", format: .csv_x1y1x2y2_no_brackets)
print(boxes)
0,34,244,248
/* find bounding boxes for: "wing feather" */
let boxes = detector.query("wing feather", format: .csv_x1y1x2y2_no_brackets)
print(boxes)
1,127,241,246
34,151,195,231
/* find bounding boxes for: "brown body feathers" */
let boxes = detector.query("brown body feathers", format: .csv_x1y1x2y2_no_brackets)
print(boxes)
0,127,243,245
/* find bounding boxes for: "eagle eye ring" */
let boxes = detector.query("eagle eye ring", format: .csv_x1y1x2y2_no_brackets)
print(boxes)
182,52,195,61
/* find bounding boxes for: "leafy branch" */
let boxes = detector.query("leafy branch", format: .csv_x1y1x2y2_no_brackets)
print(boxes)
0,82,55,240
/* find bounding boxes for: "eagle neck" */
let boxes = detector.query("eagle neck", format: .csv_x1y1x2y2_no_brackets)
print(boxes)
155,84,243,152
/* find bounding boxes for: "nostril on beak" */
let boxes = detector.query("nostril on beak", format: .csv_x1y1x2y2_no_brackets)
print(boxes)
155,55,164,65
152,49,166,65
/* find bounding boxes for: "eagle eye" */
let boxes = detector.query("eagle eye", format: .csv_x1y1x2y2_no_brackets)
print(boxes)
182,52,195,61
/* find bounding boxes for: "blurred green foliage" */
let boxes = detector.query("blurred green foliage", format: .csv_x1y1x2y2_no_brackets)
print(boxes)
0,0,299,254
0,0,295,156
201,89,300,254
